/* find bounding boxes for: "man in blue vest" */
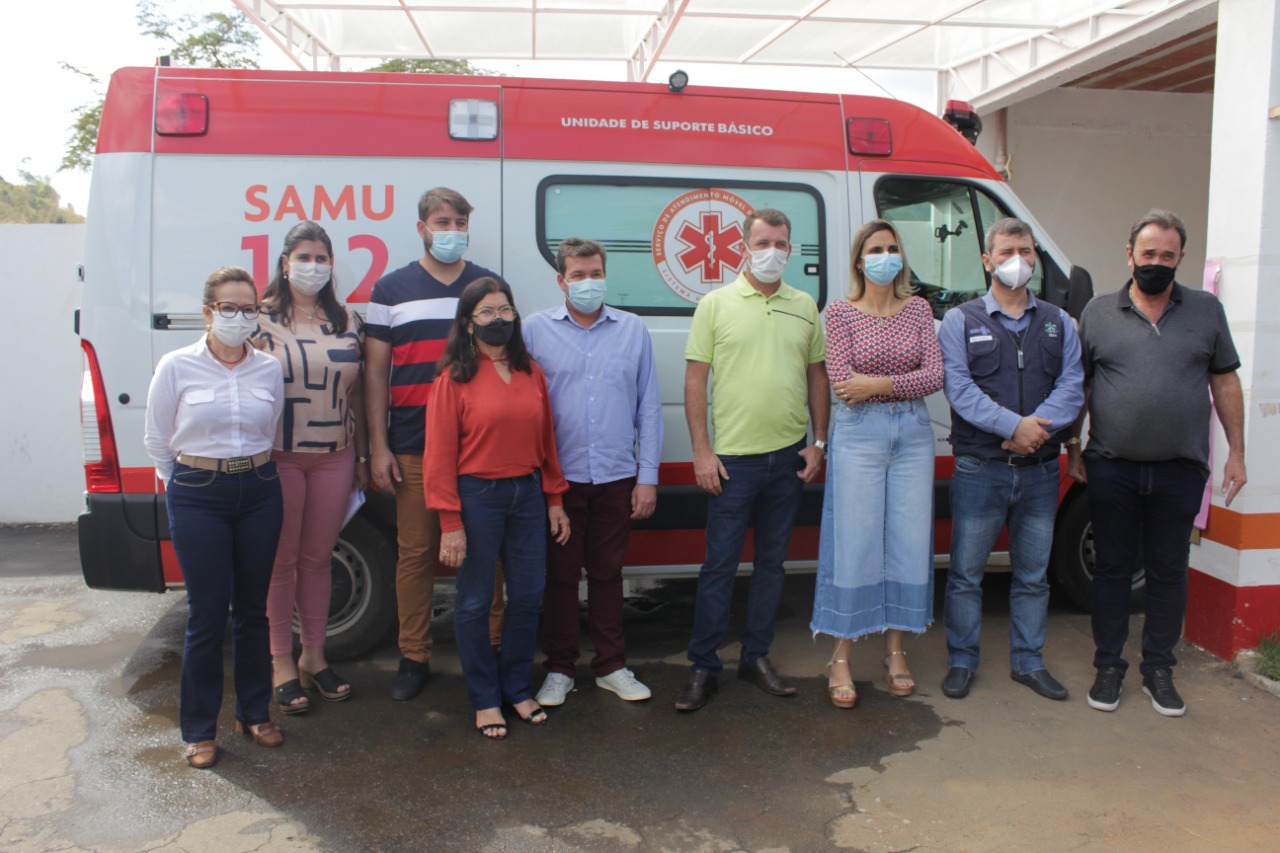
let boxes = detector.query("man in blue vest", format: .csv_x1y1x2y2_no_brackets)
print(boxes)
937,217,1084,701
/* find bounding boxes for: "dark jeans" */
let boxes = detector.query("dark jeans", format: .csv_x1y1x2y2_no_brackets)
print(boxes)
167,461,283,743
455,473,546,710
688,440,806,672
1085,455,1207,675
542,478,635,678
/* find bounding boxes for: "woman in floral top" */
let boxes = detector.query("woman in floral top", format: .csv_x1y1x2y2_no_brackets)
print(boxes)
811,219,944,709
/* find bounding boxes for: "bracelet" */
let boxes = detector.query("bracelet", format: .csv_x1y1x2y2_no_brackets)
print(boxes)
1065,437,1081,448
356,455,370,464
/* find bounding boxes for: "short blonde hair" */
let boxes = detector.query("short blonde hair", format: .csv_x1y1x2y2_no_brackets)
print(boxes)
202,265,255,304
848,219,914,301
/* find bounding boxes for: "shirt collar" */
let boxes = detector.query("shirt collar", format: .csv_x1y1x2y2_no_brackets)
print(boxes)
731,272,793,300
980,288,1039,318
550,301,616,329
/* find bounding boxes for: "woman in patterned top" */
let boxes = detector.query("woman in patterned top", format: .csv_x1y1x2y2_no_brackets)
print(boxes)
811,219,945,709
257,221,368,715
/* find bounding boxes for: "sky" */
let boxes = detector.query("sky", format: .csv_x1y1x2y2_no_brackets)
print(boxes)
3,0,936,215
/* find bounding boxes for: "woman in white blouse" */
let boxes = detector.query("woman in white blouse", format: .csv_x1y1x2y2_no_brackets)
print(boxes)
144,266,286,769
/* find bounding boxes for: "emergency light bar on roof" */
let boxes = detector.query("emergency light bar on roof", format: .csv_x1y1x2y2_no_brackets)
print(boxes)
230,0,1199,109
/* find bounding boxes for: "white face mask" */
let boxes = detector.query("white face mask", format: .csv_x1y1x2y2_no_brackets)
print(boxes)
992,256,1033,289
748,247,789,284
428,230,469,264
210,311,258,347
288,261,331,295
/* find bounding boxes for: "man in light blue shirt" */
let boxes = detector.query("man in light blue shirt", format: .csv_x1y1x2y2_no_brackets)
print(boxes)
937,217,1084,702
523,238,663,706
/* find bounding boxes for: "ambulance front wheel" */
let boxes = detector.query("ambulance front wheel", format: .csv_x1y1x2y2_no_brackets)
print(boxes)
1051,486,1145,613
319,514,398,661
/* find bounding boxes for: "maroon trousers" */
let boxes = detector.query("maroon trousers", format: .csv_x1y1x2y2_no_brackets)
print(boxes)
541,478,635,677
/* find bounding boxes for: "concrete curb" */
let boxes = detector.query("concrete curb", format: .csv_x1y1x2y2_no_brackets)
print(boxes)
1234,650,1280,699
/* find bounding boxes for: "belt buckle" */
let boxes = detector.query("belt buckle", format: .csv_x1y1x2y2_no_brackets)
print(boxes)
225,456,252,474
1006,456,1020,467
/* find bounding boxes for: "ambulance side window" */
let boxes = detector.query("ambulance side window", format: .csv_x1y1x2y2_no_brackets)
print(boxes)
538,177,826,315
874,178,1037,320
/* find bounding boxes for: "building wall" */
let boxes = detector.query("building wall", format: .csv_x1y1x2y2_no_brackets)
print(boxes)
0,225,87,522
981,87,1213,295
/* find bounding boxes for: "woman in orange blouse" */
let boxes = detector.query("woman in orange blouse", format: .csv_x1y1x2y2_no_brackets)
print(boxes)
426,277,570,740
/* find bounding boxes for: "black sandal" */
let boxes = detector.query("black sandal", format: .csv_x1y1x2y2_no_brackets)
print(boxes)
273,679,310,715
300,667,352,702
477,723,508,740
517,704,548,726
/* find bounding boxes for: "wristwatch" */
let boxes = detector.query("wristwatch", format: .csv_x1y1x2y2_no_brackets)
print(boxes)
814,440,828,457
1065,437,1081,448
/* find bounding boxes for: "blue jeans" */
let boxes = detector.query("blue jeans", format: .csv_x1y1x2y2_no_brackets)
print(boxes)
811,400,935,639
1085,455,1207,675
454,473,547,710
166,461,283,743
687,440,805,672
944,454,1059,675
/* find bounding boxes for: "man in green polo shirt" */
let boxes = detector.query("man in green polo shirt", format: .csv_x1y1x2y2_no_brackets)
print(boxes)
675,207,829,712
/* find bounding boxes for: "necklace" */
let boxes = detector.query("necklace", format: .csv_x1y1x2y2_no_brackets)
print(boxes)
210,343,248,367
296,302,321,322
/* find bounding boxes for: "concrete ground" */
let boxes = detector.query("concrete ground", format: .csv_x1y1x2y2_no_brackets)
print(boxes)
1,523,1277,853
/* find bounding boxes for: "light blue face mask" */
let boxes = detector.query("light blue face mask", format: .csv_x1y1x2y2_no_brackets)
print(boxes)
428,230,469,264
863,252,903,286
567,277,607,313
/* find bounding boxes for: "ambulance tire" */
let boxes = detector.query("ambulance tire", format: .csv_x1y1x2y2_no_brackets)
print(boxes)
321,514,398,661
1050,487,1145,613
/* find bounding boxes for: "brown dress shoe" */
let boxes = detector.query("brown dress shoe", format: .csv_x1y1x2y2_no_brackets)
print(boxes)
674,669,718,711
236,720,284,748
737,657,797,696
183,741,218,769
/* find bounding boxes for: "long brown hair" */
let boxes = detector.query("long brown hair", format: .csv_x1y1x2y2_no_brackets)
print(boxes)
262,220,349,333
437,277,532,383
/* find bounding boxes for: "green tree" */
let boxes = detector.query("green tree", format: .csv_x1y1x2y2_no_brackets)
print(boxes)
61,1,261,173
0,171,85,224
365,58,501,76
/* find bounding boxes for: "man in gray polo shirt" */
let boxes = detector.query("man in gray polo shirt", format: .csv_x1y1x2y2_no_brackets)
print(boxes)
1067,208,1247,718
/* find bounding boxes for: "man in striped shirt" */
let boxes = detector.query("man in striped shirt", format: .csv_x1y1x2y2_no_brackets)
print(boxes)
366,187,503,701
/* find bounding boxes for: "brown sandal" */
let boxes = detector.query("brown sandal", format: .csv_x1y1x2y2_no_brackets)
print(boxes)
235,720,284,748
183,740,218,769
826,657,857,709
883,650,915,697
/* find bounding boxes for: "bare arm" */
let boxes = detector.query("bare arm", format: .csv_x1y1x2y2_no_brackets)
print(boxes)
1210,370,1247,506
363,337,400,492
797,361,829,482
1066,379,1091,483
685,359,727,495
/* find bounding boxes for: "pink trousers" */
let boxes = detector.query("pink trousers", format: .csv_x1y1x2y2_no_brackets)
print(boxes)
268,445,355,655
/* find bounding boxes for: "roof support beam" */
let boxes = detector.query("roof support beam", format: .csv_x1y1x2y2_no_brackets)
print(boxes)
628,0,690,83
230,0,340,71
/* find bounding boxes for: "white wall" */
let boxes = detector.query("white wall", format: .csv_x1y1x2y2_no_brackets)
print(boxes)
981,88,1213,295
0,225,87,522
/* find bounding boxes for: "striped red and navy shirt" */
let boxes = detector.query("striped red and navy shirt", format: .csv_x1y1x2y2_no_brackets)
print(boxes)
365,259,502,455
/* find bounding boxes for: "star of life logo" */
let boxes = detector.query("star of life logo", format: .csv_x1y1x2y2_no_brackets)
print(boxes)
652,189,754,304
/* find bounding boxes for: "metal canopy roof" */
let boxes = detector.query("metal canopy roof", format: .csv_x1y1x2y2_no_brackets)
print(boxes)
230,0,1217,110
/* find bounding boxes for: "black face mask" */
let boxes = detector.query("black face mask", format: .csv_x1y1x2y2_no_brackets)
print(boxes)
1132,263,1176,295
473,316,515,347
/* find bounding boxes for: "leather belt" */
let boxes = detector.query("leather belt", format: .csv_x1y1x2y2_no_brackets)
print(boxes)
985,454,1056,468
177,450,272,474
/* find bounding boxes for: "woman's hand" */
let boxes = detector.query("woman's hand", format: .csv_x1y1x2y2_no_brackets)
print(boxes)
548,505,571,546
353,457,370,492
439,529,467,569
832,372,890,405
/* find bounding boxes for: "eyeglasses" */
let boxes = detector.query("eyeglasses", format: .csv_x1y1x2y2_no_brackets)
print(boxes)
208,302,263,319
471,305,517,322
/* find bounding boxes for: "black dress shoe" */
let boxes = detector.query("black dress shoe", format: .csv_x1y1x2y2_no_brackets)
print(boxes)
389,657,430,701
942,666,974,698
737,657,797,697
1011,668,1069,701
674,669,717,711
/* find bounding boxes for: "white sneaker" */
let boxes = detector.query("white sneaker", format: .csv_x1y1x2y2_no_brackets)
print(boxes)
535,672,574,707
596,667,652,701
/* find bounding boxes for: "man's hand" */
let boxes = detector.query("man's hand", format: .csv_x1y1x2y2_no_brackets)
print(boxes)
631,484,657,520
796,445,824,483
1005,416,1053,456
1066,445,1087,484
1222,451,1247,507
369,448,401,493
548,505,571,545
694,447,729,496
439,529,466,569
